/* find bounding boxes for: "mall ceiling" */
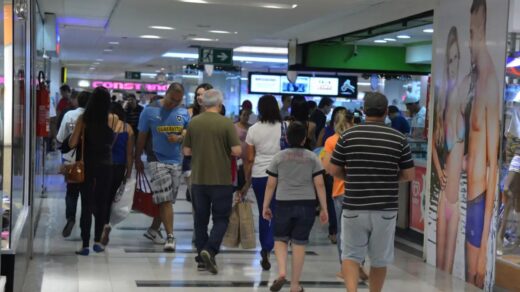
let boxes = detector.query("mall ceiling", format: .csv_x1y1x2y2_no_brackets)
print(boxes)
38,0,435,80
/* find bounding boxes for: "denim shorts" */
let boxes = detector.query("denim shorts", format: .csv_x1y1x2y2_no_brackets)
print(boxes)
341,210,397,267
274,203,316,245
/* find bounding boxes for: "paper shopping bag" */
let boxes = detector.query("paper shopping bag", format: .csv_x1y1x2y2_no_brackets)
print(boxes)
222,203,240,248
238,202,256,249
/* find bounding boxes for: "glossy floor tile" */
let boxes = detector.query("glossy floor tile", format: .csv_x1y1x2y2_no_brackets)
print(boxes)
23,157,483,291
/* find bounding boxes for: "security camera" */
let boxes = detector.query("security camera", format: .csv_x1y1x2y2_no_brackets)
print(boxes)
353,45,359,57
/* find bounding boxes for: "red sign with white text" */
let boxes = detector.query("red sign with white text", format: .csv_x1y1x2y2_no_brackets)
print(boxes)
409,165,426,233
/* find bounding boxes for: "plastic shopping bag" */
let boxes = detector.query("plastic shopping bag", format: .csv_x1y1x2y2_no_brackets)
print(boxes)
222,203,240,248
110,177,136,226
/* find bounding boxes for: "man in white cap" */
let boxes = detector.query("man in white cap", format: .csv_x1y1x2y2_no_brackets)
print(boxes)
404,92,426,138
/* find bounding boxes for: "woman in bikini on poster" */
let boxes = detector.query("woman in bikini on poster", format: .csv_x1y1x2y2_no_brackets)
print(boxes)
432,26,465,273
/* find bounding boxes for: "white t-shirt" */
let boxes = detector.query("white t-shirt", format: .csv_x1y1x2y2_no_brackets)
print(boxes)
245,121,281,178
56,107,84,164
410,106,426,129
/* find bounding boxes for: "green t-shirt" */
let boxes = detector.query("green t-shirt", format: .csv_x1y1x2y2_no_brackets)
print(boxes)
183,112,240,185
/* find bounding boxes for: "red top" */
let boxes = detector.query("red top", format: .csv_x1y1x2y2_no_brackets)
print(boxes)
57,98,71,113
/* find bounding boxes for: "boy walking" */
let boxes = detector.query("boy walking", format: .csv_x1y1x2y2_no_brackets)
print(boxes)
262,122,328,292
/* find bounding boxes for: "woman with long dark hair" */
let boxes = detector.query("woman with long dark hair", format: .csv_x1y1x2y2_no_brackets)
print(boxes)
240,95,283,271
69,86,115,255
290,96,316,149
189,83,214,117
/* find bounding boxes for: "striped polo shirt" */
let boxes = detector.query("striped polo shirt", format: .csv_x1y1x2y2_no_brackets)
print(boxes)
330,122,414,211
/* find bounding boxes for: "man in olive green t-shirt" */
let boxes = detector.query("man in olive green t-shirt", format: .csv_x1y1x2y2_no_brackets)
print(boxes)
183,89,241,275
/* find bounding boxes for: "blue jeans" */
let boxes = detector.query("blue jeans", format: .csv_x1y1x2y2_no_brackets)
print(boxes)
252,177,276,252
192,184,234,256
325,174,337,235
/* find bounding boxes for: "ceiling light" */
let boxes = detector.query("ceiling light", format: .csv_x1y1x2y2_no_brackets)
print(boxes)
190,37,217,41
96,58,103,61
397,35,411,39
182,75,200,79
149,26,175,30
78,80,90,88
141,73,157,78
260,3,297,9
209,30,230,34
89,67,96,70
292,4,298,8
423,28,434,33
108,41,119,45
234,46,288,55
162,52,199,58
374,40,387,43
233,56,287,63
140,35,161,39
384,38,396,42
358,82,371,86
93,62,100,65
103,49,112,52
178,0,208,3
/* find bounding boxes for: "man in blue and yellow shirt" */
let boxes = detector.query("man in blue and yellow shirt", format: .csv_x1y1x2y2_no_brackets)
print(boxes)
135,82,190,252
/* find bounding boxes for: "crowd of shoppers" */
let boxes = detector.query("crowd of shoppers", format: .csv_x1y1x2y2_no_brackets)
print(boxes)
56,81,416,292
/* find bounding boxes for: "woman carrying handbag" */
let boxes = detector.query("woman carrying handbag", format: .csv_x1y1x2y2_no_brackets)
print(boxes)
69,86,115,256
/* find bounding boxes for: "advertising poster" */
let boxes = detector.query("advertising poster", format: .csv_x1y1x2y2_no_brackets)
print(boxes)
409,165,426,233
426,0,508,290
338,76,358,98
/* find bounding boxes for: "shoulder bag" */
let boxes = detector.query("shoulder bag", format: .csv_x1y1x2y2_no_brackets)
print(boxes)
63,126,85,183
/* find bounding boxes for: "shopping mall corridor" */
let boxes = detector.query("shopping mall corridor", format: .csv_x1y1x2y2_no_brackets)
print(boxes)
20,152,481,292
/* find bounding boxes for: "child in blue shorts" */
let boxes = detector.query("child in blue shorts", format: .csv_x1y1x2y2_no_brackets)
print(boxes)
263,121,329,292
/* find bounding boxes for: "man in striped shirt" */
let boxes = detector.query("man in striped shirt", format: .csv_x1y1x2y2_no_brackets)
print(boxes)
327,92,415,292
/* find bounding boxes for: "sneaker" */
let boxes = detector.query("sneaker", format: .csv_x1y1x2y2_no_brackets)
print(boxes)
195,256,206,271
93,242,105,253
75,247,89,256
164,235,176,252
260,250,271,271
62,220,75,238
144,228,166,245
100,224,111,246
200,249,218,275
328,234,337,244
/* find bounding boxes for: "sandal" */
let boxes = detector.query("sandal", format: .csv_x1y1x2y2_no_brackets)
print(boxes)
270,277,288,292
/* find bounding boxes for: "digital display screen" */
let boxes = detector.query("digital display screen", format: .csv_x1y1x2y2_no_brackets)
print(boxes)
250,74,281,94
280,76,310,94
338,76,358,98
309,77,339,96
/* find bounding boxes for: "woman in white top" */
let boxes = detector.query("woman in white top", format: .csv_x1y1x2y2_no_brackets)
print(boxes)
240,95,283,272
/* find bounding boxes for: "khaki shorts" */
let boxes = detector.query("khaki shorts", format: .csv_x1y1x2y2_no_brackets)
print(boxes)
148,162,182,204
341,210,397,267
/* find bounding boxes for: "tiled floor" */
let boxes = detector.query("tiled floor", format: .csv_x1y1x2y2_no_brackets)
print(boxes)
22,162,482,291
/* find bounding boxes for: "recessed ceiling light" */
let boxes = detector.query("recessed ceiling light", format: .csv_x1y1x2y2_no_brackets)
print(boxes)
374,40,387,43
104,49,113,52
108,41,119,45
96,59,103,62
292,4,298,8
93,62,100,65
89,67,96,70
234,31,238,34
423,28,434,33
234,46,288,55
140,35,161,39
179,0,208,3
209,30,230,34
190,37,217,41
149,26,175,30
384,38,396,42
260,3,297,9
162,52,199,58
397,35,411,39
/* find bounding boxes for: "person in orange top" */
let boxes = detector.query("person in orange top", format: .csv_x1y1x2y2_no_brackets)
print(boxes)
322,109,368,281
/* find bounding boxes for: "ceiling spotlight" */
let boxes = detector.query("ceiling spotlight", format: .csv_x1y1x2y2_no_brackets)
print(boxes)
423,28,434,33
108,41,119,45
104,49,113,52
384,38,396,42
149,26,175,30
397,35,411,39
209,30,231,34
374,40,387,43
89,67,96,70
140,35,161,39
96,59,104,62
292,4,298,8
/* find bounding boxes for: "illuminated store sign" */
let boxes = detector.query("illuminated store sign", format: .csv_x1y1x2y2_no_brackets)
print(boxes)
91,81,169,91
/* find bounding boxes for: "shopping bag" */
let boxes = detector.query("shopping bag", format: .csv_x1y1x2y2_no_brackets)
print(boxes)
110,177,137,226
132,172,160,218
238,201,256,249
222,203,240,248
